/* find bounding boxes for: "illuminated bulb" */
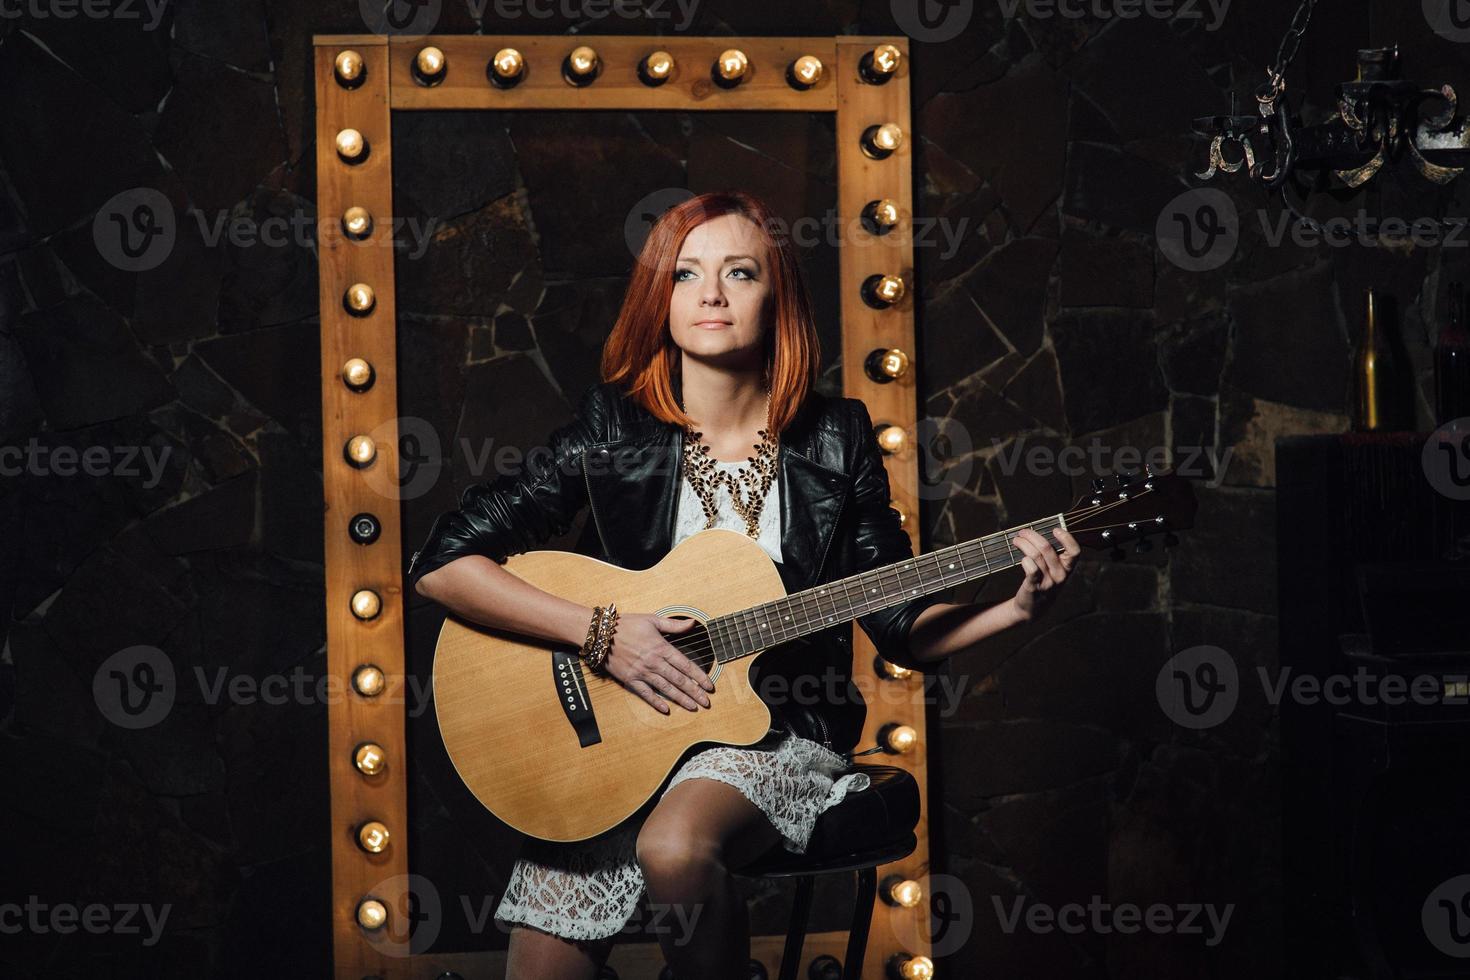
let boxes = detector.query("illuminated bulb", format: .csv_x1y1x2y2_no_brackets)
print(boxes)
862,273,906,308
860,43,903,84
356,898,387,930
713,48,749,85
353,664,386,697
884,723,918,753
344,282,375,315
883,875,924,908
351,589,382,620
875,423,907,455
341,357,374,391
354,742,386,776
877,657,913,680
641,50,674,85
895,954,934,980
861,197,901,234
345,434,377,466
865,347,910,383
489,47,524,86
564,45,599,84
415,45,446,80
342,206,373,240
789,55,823,89
335,128,366,162
334,50,365,86
861,122,904,159
357,821,391,853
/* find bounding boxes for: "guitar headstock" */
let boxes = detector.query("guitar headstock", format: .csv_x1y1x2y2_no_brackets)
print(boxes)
1064,467,1197,554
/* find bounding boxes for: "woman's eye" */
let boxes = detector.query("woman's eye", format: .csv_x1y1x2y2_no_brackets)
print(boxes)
673,267,756,281
729,266,754,279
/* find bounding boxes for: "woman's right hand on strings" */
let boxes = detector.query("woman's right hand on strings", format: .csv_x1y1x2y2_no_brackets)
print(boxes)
601,613,714,714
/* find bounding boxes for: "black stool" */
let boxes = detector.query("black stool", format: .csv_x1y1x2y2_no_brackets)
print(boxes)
736,764,920,980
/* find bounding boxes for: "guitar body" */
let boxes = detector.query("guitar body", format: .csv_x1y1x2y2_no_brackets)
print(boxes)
431,528,787,843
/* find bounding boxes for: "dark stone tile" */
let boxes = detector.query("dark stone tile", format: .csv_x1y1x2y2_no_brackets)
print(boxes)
397,313,472,458
170,354,238,419
393,110,519,220
530,280,627,401
511,111,683,277
920,63,1069,235
938,720,1120,806
1170,395,1217,482
9,619,106,749
919,284,1011,395
396,193,536,318
0,328,43,444
916,182,999,296
963,237,1058,356
1169,485,1275,615
151,402,255,485
154,50,288,212
1058,226,1153,309
133,204,227,345
1159,312,1229,396
1000,347,1067,432
1223,262,1347,412
13,296,175,429
214,188,320,334
257,429,324,567
494,310,534,353
1068,90,1118,142
143,471,257,555
1061,15,1218,144
1050,309,1169,434
195,320,321,447
0,33,167,236
175,0,271,70
1062,142,1179,237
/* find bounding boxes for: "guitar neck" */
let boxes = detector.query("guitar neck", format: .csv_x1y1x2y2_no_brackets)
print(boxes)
706,513,1068,661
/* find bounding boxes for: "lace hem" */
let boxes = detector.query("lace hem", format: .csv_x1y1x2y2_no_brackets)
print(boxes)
494,732,871,942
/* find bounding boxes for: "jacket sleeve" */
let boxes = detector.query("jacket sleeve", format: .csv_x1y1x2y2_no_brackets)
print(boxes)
847,399,948,673
405,382,607,596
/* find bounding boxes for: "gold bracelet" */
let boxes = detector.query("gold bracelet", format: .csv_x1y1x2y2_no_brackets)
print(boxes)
580,602,618,673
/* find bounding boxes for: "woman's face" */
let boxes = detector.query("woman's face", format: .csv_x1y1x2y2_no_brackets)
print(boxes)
667,213,773,373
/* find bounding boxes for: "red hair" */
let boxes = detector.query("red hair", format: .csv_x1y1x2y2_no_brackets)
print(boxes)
600,190,823,435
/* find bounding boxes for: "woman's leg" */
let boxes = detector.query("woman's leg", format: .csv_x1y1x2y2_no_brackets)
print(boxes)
635,777,785,980
504,923,615,980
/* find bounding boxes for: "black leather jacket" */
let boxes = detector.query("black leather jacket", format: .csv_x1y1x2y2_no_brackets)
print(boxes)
406,379,945,755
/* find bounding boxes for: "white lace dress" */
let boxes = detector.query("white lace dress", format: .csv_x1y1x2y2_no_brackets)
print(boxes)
493,458,873,942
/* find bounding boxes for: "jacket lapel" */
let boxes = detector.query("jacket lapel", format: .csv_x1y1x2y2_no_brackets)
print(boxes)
583,392,849,591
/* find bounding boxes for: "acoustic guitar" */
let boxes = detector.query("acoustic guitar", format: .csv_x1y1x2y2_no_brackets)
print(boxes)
431,468,1196,842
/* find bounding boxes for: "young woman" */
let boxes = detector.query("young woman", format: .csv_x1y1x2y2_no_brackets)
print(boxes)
408,190,1080,980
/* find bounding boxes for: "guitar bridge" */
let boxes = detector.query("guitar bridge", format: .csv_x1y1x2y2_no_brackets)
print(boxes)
552,649,602,747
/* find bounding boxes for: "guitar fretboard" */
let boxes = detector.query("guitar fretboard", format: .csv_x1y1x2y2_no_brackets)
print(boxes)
699,514,1067,661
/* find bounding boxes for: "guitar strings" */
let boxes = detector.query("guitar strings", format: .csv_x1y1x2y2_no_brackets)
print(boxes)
571,492,1155,688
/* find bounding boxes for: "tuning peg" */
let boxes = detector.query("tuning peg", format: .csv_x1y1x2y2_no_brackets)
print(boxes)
1090,477,1106,493
1117,470,1136,487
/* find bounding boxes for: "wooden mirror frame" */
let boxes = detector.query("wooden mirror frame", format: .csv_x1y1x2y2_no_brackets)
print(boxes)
313,33,929,979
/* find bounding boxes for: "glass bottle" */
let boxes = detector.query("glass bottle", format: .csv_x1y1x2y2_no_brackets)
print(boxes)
1352,288,1401,432
1436,280,1470,426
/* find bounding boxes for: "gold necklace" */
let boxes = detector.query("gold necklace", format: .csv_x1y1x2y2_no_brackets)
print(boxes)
681,389,779,539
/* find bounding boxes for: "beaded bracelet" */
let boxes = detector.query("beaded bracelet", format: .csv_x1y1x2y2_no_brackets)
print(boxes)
580,602,618,673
